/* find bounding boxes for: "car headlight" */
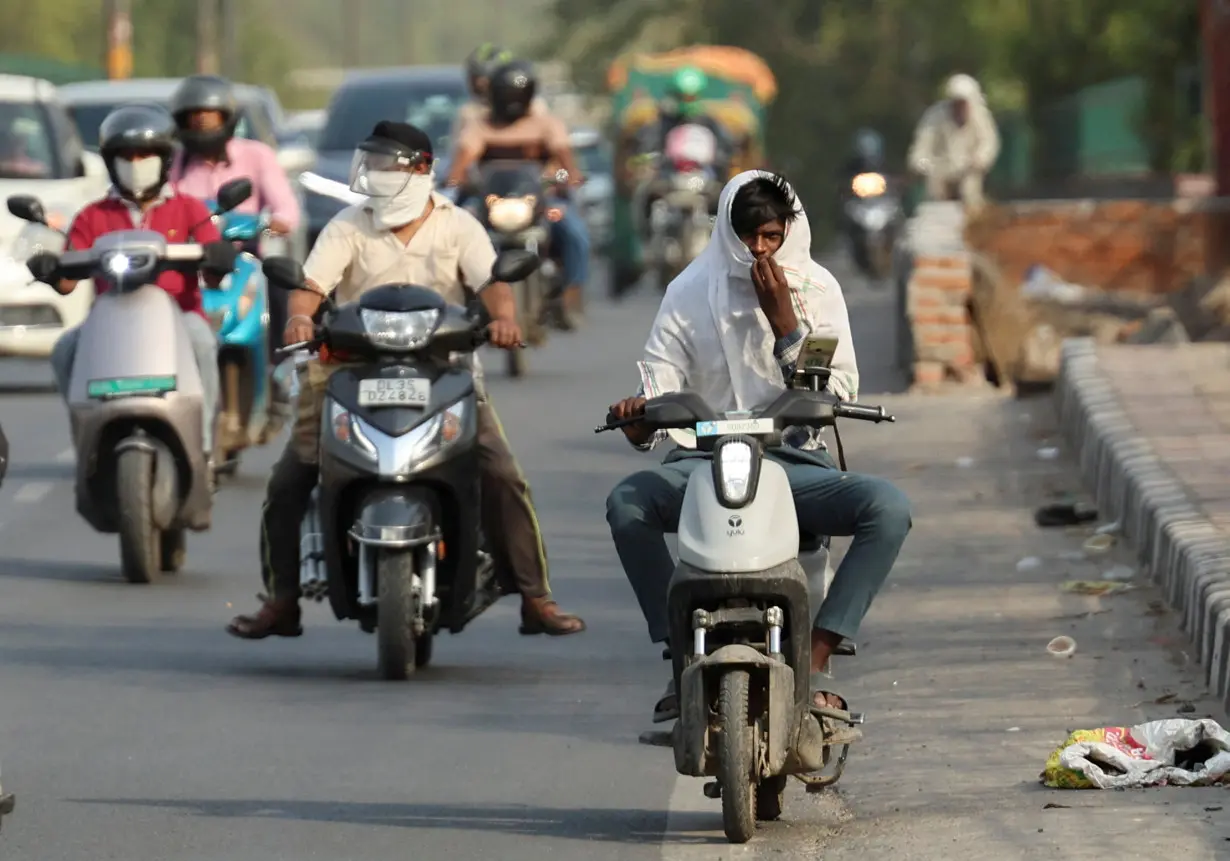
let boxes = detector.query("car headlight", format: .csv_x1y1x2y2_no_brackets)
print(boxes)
714,440,755,506
486,195,537,233
359,308,439,350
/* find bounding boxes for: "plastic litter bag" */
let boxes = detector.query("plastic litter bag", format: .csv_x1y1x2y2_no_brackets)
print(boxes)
1041,719,1230,789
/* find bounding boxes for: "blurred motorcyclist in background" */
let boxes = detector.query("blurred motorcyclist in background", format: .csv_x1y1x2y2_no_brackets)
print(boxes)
452,44,549,143
907,73,1000,210
167,74,302,419
635,66,734,176
843,128,886,178
447,59,590,331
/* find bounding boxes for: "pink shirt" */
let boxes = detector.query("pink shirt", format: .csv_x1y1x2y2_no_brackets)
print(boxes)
169,138,301,230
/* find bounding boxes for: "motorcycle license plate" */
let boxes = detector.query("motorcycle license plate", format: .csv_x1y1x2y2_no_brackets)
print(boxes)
357,378,430,407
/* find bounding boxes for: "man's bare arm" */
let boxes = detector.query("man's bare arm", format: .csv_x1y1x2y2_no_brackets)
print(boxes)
480,281,516,321
290,281,326,319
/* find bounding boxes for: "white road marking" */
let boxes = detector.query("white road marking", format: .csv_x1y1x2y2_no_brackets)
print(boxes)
13,482,50,503
55,448,75,463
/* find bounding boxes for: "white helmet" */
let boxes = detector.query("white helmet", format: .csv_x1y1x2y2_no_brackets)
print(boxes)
944,73,982,101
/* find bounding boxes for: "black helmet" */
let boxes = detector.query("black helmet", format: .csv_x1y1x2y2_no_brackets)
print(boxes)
488,59,537,124
466,43,514,97
169,74,238,156
98,104,177,199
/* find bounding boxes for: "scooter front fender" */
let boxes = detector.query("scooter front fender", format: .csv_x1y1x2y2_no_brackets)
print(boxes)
674,646,796,777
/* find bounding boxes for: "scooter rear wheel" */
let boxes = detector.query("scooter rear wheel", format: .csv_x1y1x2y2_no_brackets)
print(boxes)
116,447,161,584
718,669,756,843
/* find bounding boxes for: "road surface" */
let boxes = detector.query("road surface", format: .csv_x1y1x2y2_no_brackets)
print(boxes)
0,259,1227,860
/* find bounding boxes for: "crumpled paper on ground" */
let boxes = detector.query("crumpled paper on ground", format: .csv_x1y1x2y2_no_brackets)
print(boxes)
1041,719,1230,788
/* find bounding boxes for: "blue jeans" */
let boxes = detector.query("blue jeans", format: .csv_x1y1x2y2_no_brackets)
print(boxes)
605,448,911,644
50,312,220,453
550,205,590,289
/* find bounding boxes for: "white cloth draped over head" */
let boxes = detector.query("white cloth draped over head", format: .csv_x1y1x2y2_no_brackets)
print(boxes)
637,170,858,415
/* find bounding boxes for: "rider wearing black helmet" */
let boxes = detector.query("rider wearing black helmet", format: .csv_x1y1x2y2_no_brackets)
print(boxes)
453,44,547,144
447,59,590,329
46,104,234,472
98,103,178,200
168,74,301,411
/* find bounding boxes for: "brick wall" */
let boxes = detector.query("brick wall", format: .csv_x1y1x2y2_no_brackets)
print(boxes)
902,203,983,389
907,255,981,387
964,200,1230,297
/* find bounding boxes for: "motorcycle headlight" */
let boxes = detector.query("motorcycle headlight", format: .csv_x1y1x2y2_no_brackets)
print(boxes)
359,308,439,350
713,440,755,507
852,172,887,198
487,195,537,233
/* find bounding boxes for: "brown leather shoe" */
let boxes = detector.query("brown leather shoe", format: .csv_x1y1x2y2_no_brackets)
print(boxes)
226,595,303,639
518,596,586,636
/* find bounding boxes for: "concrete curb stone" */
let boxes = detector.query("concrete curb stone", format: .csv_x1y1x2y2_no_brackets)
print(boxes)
1054,338,1230,707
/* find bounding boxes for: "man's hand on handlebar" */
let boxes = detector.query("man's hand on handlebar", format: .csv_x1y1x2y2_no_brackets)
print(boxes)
284,315,315,347
608,396,652,446
487,317,523,349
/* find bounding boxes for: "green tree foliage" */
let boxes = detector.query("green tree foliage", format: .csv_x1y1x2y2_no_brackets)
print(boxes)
546,0,1201,229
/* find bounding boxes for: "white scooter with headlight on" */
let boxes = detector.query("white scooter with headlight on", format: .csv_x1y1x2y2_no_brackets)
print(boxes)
12,179,253,584
596,336,896,844
261,248,542,680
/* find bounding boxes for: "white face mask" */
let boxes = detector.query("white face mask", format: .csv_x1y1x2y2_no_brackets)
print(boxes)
367,171,434,229
113,156,164,198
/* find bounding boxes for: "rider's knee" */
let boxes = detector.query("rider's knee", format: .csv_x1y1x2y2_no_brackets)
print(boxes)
866,478,912,536
606,470,669,532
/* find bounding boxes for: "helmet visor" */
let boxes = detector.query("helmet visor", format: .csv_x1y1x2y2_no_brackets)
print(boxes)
348,143,429,197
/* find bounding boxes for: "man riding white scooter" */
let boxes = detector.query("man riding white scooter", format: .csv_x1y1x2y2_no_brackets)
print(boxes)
604,171,912,723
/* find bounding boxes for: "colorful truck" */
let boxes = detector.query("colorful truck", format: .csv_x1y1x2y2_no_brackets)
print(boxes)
606,46,777,294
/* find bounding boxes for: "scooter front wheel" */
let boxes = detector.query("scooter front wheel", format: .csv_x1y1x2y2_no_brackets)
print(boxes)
116,447,161,584
718,669,756,843
375,548,418,680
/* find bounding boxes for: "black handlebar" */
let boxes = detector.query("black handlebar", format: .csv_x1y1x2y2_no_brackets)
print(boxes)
594,401,896,434
832,403,895,423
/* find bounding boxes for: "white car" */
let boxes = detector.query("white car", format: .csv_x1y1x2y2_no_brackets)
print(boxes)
0,74,107,358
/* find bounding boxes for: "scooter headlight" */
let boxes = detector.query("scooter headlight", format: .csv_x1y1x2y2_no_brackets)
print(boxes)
713,440,755,507
360,308,440,350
